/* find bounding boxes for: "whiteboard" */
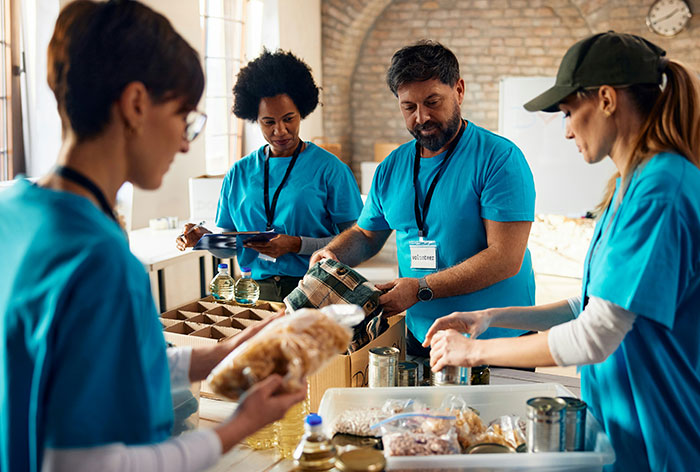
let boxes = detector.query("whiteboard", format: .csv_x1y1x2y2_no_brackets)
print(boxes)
498,77,616,216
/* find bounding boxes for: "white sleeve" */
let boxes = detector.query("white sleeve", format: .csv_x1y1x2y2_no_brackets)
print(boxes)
41,429,222,472
548,296,636,367
566,295,581,316
167,346,193,392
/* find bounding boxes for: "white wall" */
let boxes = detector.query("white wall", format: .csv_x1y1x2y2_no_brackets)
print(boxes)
243,0,324,156
129,0,207,229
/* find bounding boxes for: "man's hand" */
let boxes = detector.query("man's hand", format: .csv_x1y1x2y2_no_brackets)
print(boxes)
376,277,420,317
243,234,301,259
429,328,480,372
422,309,492,347
309,248,339,267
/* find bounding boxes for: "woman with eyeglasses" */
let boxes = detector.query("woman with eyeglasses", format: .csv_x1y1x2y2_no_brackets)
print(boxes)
176,50,363,302
424,32,700,471
0,1,305,471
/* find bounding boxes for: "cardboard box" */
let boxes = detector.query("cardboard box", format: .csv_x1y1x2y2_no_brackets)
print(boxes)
373,142,399,162
308,314,405,412
188,175,224,223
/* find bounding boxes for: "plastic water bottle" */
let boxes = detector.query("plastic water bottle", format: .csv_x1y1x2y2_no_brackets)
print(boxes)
292,414,336,471
275,383,310,459
209,263,234,301
234,267,260,306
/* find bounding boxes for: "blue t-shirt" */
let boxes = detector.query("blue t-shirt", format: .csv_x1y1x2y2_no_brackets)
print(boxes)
358,122,536,342
579,153,700,472
216,142,363,280
0,179,173,472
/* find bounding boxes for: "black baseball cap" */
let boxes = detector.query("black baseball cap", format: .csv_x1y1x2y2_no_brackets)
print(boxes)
524,31,666,113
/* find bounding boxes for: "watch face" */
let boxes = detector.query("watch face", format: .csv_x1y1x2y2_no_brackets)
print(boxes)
647,0,692,37
418,287,433,301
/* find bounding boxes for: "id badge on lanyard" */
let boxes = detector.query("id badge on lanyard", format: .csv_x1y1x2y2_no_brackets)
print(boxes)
409,238,438,270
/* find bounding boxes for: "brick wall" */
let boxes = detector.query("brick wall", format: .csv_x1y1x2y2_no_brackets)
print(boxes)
322,0,700,173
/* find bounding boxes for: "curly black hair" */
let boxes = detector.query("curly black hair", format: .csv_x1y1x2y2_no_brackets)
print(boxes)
232,49,319,121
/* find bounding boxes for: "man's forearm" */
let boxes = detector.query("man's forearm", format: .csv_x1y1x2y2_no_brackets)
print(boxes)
325,225,390,267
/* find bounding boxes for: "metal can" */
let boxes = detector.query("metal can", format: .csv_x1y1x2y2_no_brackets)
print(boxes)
432,365,470,386
526,397,566,452
398,361,418,386
559,396,587,451
466,443,515,454
335,447,386,472
422,359,432,386
470,365,491,385
368,346,399,388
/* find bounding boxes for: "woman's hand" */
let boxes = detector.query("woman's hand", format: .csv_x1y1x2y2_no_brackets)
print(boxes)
243,234,301,258
175,224,211,251
422,309,493,348
429,329,481,372
215,374,307,452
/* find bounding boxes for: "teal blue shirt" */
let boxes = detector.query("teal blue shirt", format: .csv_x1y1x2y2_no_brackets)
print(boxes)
580,153,700,471
0,179,173,472
216,142,363,279
358,122,536,342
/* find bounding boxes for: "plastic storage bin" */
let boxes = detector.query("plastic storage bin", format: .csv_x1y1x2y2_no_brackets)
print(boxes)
318,383,614,471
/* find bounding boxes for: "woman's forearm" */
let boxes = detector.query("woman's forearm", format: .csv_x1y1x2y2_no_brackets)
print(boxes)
474,332,556,368
489,299,576,332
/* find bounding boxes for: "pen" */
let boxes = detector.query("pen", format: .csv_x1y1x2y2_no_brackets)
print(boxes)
178,220,205,239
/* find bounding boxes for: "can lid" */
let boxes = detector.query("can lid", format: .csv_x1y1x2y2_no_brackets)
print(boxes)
559,396,587,411
398,361,418,370
305,413,322,426
526,396,567,413
369,346,400,357
466,443,516,454
335,448,386,472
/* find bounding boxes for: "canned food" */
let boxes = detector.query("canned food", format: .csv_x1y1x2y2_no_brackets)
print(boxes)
332,433,382,451
398,361,418,386
559,397,587,451
526,397,566,452
422,359,432,385
466,443,515,454
516,443,527,453
335,447,386,472
432,365,470,386
470,365,491,385
368,347,399,388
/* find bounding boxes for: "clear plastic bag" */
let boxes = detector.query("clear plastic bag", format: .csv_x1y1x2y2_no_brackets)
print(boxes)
207,307,360,399
439,394,487,450
483,415,527,449
372,413,461,456
332,398,414,437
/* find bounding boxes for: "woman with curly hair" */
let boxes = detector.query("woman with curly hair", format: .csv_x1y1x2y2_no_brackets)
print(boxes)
177,50,363,301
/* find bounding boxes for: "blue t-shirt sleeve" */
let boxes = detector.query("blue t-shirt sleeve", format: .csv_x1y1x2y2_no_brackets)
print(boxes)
215,171,235,229
479,147,535,222
587,193,681,328
43,245,172,448
357,160,391,231
324,160,364,225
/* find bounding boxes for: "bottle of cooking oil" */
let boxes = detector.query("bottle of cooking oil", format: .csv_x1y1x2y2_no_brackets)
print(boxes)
292,414,336,471
209,263,234,301
234,267,260,306
275,383,310,459
244,422,277,450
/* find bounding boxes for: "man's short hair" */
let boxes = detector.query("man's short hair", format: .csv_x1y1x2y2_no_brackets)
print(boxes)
386,40,460,96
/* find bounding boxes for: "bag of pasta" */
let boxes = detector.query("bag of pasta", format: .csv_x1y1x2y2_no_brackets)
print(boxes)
439,395,487,450
371,412,461,456
207,306,361,399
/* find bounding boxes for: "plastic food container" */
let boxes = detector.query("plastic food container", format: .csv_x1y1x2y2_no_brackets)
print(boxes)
318,384,615,471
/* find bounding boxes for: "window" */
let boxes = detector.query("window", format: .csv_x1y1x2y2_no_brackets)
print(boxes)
1,0,11,180
199,0,247,175
0,0,24,182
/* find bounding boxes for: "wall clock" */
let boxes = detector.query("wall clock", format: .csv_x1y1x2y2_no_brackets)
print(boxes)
646,0,692,37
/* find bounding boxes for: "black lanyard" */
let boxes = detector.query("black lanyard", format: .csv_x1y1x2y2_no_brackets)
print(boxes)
55,165,118,223
264,139,304,231
413,120,466,238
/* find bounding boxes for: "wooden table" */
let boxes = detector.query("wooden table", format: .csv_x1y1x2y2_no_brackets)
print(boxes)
202,368,581,472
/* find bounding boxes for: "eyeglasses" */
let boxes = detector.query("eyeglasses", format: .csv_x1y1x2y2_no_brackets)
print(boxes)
184,110,207,142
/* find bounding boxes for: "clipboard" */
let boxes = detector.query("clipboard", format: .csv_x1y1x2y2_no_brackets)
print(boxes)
192,231,278,251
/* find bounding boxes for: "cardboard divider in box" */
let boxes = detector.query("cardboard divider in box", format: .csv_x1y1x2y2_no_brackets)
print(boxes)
307,314,406,413
199,295,285,313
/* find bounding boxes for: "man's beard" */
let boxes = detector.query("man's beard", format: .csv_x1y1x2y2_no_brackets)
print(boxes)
409,105,462,152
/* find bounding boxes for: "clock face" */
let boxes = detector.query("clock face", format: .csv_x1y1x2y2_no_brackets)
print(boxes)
647,0,692,37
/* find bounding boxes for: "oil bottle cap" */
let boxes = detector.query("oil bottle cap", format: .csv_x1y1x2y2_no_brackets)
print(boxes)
306,413,322,426
218,263,228,269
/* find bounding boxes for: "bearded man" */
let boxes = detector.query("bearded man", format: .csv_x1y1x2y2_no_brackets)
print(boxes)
311,41,536,358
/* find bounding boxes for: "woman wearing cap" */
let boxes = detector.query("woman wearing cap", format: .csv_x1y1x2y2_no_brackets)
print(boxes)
176,50,363,301
0,2,306,471
424,32,700,470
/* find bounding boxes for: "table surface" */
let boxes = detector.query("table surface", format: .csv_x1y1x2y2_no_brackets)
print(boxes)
202,368,581,472
129,227,203,271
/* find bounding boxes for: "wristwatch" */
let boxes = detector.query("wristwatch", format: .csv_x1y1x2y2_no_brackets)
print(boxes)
417,277,434,302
